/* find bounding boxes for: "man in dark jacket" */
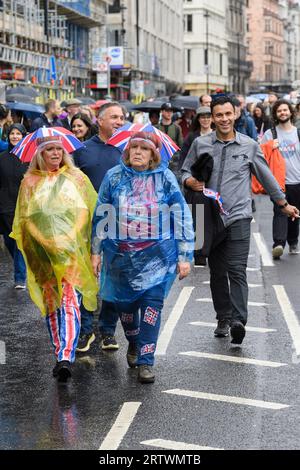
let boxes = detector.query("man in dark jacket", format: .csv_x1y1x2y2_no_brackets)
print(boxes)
60,98,82,130
73,102,125,353
30,99,62,131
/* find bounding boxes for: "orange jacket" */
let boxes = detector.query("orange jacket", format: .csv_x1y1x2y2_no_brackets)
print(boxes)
252,140,286,194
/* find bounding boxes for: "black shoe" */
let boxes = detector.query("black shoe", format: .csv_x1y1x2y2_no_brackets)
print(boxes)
138,365,155,384
127,342,138,368
194,254,207,266
214,319,231,337
53,361,72,382
230,321,246,345
101,335,119,350
76,332,96,353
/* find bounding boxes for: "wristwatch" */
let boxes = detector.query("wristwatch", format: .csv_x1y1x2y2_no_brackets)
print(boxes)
278,201,288,209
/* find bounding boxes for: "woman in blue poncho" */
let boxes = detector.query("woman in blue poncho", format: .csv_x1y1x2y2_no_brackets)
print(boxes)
91,132,194,384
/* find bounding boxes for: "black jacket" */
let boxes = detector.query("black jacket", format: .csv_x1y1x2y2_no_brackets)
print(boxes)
30,114,63,132
60,117,71,131
0,150,28,233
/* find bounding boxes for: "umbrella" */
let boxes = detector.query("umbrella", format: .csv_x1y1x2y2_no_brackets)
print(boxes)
119,100,136,113
132,100,171,113
11,127,84,163
77,97,96,105
6,86,39,98
90,99,109,110
6,101,45,121
6,93,36,104
170,95,199,110
106,123,179,163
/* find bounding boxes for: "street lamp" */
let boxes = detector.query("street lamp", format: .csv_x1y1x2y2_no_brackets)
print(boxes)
204,10,210,94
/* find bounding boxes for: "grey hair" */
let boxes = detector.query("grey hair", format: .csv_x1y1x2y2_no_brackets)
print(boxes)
28,146,75,172
97,101,125,119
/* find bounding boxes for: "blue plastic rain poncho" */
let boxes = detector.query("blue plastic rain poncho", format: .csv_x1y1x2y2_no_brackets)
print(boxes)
92,159,194,303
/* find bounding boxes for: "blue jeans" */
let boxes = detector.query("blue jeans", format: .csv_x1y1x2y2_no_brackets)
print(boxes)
80,300,119,336
3,233,26,284
115,283,166,366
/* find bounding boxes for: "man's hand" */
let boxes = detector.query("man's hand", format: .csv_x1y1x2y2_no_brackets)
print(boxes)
185,177,205,192
91,254,101,278
281,204,300,221
177,262,191,280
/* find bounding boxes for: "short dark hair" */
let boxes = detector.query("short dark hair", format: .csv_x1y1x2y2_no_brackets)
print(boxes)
0,104,9,120
44,99,57,113
211,96,236,114
271,99,295,125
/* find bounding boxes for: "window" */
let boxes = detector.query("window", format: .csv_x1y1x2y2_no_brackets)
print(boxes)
187,49,191,73
265,19,271,32
184,14,193,32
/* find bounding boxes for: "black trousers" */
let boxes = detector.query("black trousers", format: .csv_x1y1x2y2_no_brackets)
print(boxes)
272,183,300,248
208,219,251,326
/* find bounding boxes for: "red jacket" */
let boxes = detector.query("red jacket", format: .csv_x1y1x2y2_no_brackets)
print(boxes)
252,140,286,194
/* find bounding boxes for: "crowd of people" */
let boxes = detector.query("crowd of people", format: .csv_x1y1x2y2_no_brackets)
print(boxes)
1,90,300,384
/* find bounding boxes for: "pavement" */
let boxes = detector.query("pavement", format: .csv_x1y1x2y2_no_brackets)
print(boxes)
0,194,300,450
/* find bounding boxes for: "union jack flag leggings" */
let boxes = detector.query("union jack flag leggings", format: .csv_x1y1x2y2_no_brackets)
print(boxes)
46,282,82,363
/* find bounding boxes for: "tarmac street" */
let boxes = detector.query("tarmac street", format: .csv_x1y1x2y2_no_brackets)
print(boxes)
0,194,300,450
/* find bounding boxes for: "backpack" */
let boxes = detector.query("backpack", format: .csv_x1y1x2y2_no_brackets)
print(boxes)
271,127,300,142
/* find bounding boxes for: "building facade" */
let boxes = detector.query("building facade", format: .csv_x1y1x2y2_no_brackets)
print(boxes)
280,0,300,88
0,0,112,101
246,0,285,93
105,0,184,101
226,0,252,94
183,0,229,96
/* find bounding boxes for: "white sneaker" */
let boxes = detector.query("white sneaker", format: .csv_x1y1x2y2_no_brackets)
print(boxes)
289,245,300,255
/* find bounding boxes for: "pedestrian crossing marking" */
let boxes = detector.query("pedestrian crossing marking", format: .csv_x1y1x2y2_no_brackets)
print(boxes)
179,351,286,368
196,299,269,307
273,285,300,357
156,287,194,355
99,402,141,450
202,281,262,288
189,321,276,333
163,389,290,410
253,232,275,267
247,267,260,271
141,439,223,451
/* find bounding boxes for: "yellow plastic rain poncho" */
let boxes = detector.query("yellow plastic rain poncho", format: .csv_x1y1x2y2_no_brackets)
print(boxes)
11,165,98,316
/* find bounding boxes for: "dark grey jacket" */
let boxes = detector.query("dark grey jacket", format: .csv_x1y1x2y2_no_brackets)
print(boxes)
181,131,285,227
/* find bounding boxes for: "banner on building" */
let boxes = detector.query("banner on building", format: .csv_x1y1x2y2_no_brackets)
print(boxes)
108,47,124,69
92,49,108,72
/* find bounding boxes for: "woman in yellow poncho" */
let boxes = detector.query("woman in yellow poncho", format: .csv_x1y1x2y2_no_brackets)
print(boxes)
11,135,98,382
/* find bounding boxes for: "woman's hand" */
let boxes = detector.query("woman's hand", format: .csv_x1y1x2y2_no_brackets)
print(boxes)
91,254,101,278
177,262,191,280
185,177,205,192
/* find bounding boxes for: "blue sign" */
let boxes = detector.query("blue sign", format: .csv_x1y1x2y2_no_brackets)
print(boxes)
59,1,91,17
50,56,57,80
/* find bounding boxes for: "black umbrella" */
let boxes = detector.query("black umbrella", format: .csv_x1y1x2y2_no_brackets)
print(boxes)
6,93,35,104
6,86,39,98
77,97,96,105
132,100,181,112
119,100,136,113
170,95,199,110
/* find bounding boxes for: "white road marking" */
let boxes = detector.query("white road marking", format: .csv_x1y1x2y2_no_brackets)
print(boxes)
253,232,274,267
141,439,223,451
99,402,141,450
156,287,194,355
163,389,289,410
189,321,276,333
202,281,262,288
179,351,286,368
196,298,269,307
273,285,300,356
247,267,260,271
